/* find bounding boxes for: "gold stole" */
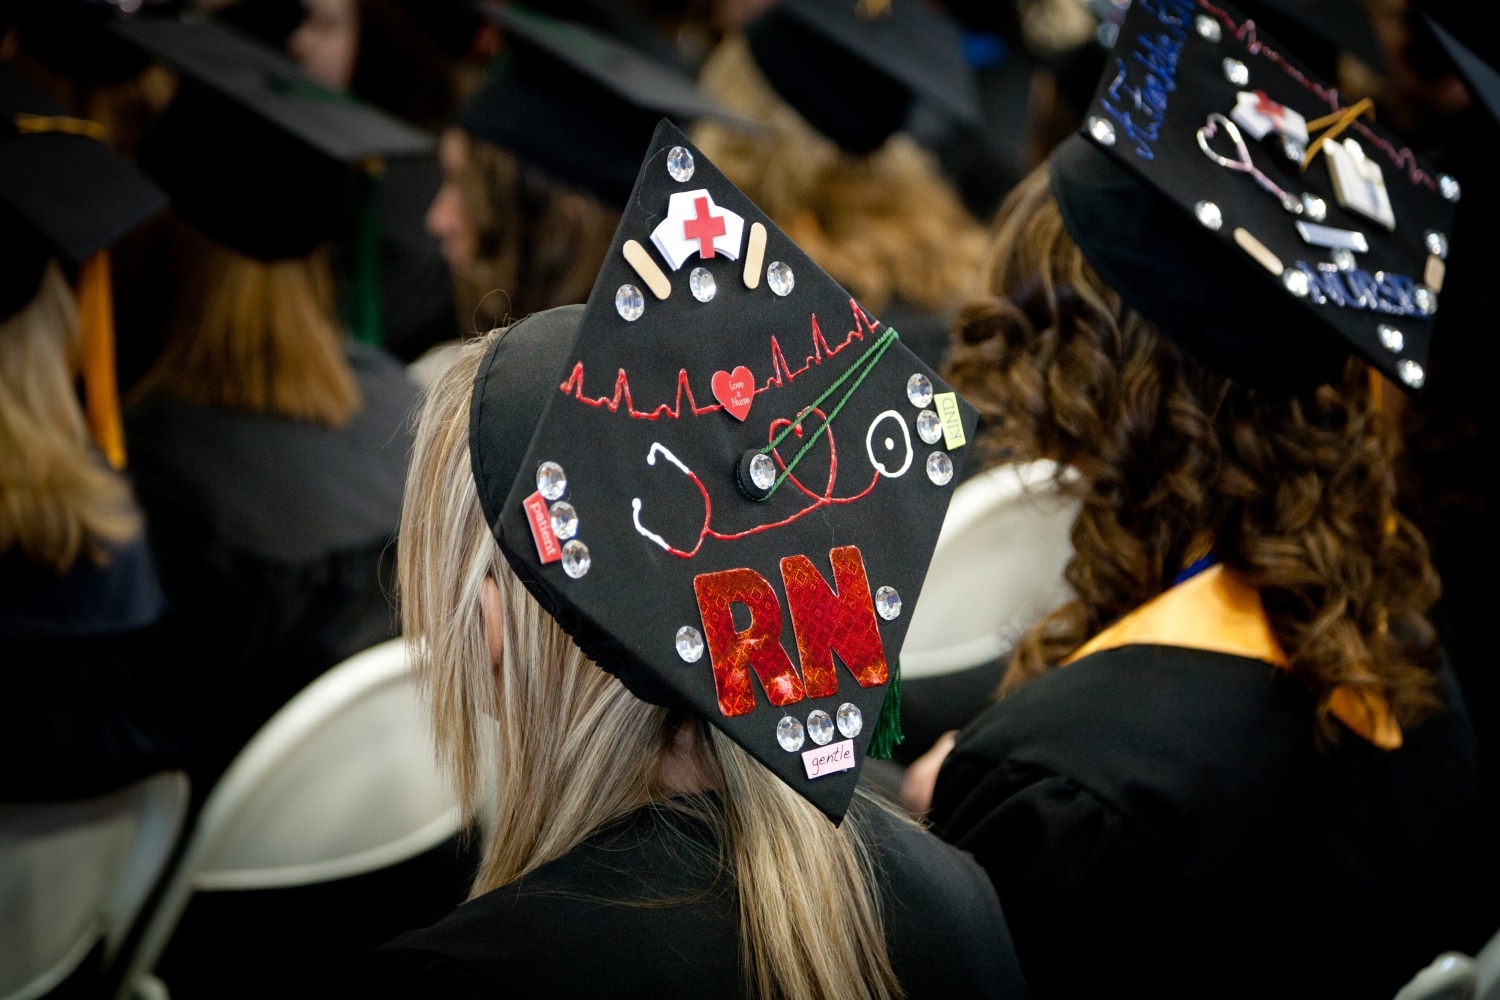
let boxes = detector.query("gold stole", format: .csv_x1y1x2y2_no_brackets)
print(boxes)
1062,564,1401,749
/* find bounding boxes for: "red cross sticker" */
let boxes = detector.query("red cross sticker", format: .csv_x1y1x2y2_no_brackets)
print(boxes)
1252,91,1290,131
682,196,727,259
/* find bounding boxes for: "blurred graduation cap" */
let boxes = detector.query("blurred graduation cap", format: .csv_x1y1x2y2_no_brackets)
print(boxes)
1054,0,1458,394
0,0,182,87
1,62,166,318
744,0,982,155
1420,9,1500,125
113,15,433,261
459,3,749,207
468,119,977,822
1,61,167,466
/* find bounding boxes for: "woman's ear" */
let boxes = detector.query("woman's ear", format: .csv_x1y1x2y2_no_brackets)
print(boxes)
480,575,504,675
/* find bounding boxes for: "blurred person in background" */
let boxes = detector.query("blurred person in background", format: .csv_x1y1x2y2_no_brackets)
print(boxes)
0,64,182,802
424,6,746,335
691,0,988,369
282,0,473,362
114,18,428,792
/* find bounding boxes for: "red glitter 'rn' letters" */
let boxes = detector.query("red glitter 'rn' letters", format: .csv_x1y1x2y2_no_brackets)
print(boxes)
691,545,889,718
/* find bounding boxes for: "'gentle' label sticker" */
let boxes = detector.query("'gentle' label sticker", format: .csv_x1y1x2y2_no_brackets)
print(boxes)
803,739,856,779
934,392,966,449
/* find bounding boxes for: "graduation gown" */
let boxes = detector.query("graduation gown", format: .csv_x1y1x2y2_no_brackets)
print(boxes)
124,341,417,792
930,582,1482,999
0,535,187,802
360,799,1031,1000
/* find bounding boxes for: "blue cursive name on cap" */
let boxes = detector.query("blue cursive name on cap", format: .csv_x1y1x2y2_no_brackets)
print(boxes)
1098,0,1198,160
1297,262,1429,317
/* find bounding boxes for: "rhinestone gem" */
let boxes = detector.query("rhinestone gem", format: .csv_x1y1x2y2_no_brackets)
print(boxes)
675,625,704,663
916,409,943,445
666,145,695,182
748,452,777,491
1195,13,1222,41
806,710,835,746
549,501,578,540
1301,193,1327,222
1439,174,1461,202
1397,359,1425,388
615,283,644,321
926,451,954,485
1223,57,1249,85
1413,285,1437,315
560,539,591,579
1194,200,1223,231
766,260,795,296
536,461,567,500
836,703,863,739
1086,115,1116,146
906,373,934,408
1280,136,1307,163
1331,247,1356,271
1282,268,1311,298
874,585,902,621
1425,230,1449,259
1377,324,1404,354
688,266,717,303
776,715,805,752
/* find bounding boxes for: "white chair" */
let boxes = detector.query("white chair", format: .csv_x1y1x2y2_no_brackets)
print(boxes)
1393,928,1500,1000
900,460,1078,680
114,638,461,999
0,771,188,1000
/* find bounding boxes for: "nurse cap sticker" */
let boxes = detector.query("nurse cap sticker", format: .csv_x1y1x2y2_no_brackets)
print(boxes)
468,120,978,823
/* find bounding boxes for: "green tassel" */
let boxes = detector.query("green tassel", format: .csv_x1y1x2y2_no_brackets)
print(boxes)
344,176,383,346
868,659,904,759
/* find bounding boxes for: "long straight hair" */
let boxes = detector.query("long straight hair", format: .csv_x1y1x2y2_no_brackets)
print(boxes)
129,217,361,427
0,263,139,571
399,331,905,1000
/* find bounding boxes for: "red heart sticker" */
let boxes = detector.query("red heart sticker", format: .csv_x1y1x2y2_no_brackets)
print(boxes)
711,366,755,422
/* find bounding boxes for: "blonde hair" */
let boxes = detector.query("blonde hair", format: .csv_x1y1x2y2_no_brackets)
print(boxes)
691,33,986,314
399,331,906,1000
130,218,361,427
454,133,622,331
0,263,140,571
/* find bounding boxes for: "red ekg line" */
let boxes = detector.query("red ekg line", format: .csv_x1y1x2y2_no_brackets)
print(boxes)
559,298,882,420
1195,0,1438,191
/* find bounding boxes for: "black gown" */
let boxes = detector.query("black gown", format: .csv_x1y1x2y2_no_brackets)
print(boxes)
0,535,187,802
929,644,1483,1000
124,341,417,793
360,798,1031,1000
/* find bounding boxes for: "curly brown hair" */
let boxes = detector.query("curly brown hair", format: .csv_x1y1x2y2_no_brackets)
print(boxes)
944,165,1443,736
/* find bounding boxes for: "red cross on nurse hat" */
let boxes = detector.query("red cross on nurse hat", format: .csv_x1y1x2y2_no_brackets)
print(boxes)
468,120,978,823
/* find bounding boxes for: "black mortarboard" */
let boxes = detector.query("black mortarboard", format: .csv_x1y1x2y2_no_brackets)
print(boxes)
1,0,181,86
459,4,746,208
1,62,166,319
1236,0,1387,72
113,16,432,261
468,120,977,822
1056,0,1459,394
744,0,982,155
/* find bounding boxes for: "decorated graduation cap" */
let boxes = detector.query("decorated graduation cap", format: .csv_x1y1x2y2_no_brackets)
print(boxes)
1,61,166,467
113,15,432,261
470,120,977,822
1057,0,1459,393
744,0,982,155
460,4,750,208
